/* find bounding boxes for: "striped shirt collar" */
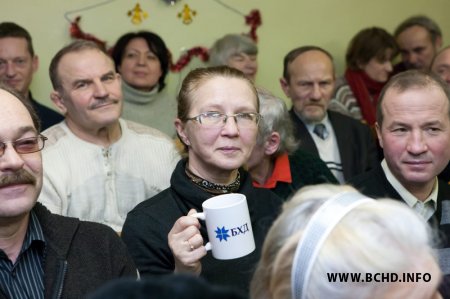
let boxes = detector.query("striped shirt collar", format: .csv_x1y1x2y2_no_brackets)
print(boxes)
22,210,46,254
0,210,46,299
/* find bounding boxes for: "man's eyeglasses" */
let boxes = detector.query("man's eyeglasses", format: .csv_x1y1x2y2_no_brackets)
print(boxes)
0,135,48,156
186,112,261,128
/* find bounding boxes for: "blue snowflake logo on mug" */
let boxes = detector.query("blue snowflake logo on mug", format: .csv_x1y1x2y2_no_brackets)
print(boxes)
215,226,230,242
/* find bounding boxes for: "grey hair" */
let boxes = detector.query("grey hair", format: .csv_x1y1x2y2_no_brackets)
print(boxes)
256,87,299,155
394,15,442,44
209,34,258,67
376,70,450,126
250,184,436,299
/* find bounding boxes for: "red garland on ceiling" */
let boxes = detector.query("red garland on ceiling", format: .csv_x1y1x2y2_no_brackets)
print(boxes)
68,8,261,72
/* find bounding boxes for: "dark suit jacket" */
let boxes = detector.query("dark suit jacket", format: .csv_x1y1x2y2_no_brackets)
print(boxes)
350,164,450,297
29,92,63,131
289,109,378,181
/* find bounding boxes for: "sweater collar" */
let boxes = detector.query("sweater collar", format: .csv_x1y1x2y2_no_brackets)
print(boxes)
122,80,159,105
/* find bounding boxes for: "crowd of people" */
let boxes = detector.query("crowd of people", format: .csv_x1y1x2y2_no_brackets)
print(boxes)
0,14,449,299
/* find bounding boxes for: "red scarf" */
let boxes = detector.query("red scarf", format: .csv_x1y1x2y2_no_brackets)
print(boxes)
345,69,385,126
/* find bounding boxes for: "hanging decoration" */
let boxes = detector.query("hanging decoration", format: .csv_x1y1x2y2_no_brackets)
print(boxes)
212,0,262,42
128,3,149,24
70,16,107,50
162,0,180,5
65,0,263,72
245,10,262,42
169,46,209,72
177,4,196,24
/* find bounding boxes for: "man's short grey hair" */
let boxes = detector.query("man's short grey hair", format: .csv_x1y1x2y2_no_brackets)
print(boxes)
49,40,109,91
394,15,442,44
209,34,258,67
376,70,450,126
250,184,436,299
256,87,299,155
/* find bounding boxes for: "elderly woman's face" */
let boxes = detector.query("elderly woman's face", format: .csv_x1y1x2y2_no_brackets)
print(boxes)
227,53,258,81
177,76,259,179
118,37,162,91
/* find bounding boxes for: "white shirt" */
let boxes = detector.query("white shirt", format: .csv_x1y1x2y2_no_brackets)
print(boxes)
38,119,181,232
381,160,437,221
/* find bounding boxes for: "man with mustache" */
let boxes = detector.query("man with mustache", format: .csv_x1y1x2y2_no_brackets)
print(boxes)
0,22,63,130
280,46,378,183
0,86,137,298
350,70,450,291
393,15,442,74
38,40,180,233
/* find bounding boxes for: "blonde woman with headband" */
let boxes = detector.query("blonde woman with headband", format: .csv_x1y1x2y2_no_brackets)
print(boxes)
250,184,442,299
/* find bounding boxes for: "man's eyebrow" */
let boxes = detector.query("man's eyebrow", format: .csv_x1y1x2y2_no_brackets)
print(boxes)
72,78,91,87
101,71,116,78
18,126,37,135
1,126,38,140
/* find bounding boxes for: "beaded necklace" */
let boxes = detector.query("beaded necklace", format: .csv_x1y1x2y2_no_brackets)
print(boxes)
185,166,240,195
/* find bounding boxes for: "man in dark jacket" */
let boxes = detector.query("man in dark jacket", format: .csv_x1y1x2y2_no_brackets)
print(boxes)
0,22,63,130
280,46,378,183
350,70,450,297
0,85,137,299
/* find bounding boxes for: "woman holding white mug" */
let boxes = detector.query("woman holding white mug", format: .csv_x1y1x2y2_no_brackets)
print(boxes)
122,66,283,296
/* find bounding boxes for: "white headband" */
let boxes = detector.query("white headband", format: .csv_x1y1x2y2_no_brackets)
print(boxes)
291,191,373,299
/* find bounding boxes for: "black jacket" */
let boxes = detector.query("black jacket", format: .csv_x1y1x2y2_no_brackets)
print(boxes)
0,203,137,299
29,93,63,131
350,165,450,298
290,109,379,181
270,149,338,200
122,159,283,296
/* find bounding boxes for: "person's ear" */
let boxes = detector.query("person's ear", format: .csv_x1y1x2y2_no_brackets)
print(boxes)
32,55,39,74
375,122,383,148
264,132,281,155
435,35,443,49
50,90,67,115
280,78,290,98
175,118,190,146
356,60,365,70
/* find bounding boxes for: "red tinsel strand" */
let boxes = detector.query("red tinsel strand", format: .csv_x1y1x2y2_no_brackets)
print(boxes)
68,8,261,72
245,9,262,42
170,46,209,72
70,16,107,50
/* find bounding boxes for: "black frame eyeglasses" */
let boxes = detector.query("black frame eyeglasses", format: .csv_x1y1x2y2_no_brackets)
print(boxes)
186,112,261,128
0,135,48,156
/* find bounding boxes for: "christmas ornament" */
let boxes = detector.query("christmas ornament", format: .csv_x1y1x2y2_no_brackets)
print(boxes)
245,9,262,42
177,4,196,24
128,3,148,24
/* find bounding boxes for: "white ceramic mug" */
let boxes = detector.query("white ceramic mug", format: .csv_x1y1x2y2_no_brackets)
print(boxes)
191,193,255,260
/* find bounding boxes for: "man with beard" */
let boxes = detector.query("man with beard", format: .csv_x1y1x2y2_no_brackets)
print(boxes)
38,41,180,233
0,85,137,298
280,46,378,183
